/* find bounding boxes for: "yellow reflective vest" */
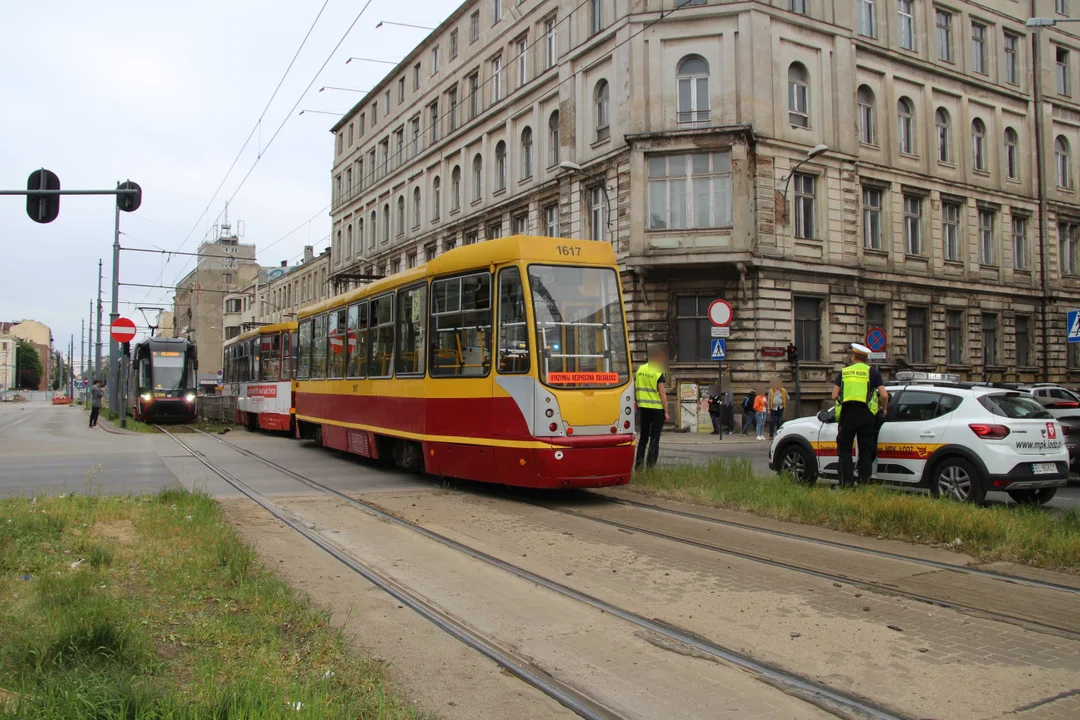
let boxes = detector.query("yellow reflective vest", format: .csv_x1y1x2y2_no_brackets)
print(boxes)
835,362,878,421
634,362,665,410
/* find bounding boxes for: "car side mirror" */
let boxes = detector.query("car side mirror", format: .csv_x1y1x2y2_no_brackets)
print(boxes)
817,408,836,424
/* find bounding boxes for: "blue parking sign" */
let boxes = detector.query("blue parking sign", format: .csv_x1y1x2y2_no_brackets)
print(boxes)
1070,310,1080,343
711,339,726,360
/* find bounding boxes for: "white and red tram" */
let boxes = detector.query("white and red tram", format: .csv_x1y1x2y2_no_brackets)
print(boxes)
223,322,297,432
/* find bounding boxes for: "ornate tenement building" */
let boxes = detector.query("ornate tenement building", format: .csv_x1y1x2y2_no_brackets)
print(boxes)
327,0,1080,409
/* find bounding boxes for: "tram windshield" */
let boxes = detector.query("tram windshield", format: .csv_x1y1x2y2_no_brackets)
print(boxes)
152,350,189,391
528,265,630,388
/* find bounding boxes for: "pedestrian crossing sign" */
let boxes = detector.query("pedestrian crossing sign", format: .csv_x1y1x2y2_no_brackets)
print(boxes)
711,339,726,360
1069,310,1080,343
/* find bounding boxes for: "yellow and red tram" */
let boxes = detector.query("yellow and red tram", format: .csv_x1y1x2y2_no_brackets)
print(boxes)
223,322,297,432
293,236,635,488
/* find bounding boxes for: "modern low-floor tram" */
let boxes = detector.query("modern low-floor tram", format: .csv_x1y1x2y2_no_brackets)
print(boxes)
223,322,297,432
128,337,198,423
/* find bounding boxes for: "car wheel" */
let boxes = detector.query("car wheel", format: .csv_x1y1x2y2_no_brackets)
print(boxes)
778,443,817,485
930,458,986,504
1007,488,1058,506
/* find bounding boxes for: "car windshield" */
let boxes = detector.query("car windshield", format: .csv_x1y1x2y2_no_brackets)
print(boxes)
528,264,630,388
978,393,1051,419
152,350,186,391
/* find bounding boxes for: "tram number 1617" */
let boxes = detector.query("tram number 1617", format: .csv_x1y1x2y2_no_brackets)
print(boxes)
556,245,582,257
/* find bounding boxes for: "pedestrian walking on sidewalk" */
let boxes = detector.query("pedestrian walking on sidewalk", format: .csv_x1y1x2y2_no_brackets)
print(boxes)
723,387,735,434
707,390,722,435
89,380,102,428
768,380,789,439
741,390,757,435
753,391,768,440
634,345,670,470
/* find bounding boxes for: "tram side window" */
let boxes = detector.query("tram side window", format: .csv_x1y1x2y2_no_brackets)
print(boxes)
328,309,347,379
291,331,299,380
249,338,259,382
396,285,427,375
312,314,328,379
282,332,292,380
138,358,151,389
261,334,281,382
187,357,196,389
430,272,491,377
369,294,395,378
498,267,530,374
346,302,369,378
297,320,312,379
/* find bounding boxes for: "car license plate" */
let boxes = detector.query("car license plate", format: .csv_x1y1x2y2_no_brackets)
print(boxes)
1032,463,1058,475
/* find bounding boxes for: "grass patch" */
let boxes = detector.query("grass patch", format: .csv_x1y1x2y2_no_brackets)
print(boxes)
631,459,1080,572
102,410,157,434
0,490,427,719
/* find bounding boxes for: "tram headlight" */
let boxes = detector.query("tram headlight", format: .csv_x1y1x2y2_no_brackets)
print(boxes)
140,393,152,402
184,393,196,403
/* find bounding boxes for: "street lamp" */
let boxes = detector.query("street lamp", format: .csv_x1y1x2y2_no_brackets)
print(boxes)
298,109,346,117
376,21,435,30
779,144,829,226
345,56,401,65
1026,17,1080,27
559,161,613,238
319,86,372,93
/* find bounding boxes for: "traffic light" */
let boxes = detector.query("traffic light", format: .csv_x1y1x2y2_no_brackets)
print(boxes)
786,344,798,363
117,181,142,212
26,169,60,223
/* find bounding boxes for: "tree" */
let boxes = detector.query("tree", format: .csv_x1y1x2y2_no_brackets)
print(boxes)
15,339,43,391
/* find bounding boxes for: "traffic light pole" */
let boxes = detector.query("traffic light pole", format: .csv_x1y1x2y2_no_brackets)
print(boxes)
95,260,103,386
108,198,121,413
794,356,802,418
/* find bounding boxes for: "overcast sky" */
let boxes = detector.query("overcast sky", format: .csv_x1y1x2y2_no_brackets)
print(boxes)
0,0,456,362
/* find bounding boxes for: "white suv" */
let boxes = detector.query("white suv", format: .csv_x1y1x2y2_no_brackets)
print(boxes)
768,374,1069,505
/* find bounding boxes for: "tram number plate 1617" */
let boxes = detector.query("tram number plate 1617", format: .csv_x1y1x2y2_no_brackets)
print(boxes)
556,245,582,257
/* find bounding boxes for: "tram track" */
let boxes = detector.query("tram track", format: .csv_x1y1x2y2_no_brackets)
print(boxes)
180,427,909,720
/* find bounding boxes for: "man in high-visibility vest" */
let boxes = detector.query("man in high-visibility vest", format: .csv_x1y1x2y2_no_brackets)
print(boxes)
634,345,670,470
830,343,889,488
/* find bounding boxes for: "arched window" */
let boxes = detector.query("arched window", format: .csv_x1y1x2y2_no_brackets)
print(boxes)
548,110,560,166
495,141,507,191
346,223,353,257
396,196,405,236
432,176,441,219
521,127,533,179
1056,135,1071,188
369,211,377,248
451,166,461,210
935,108,951,163
677,55,710,126
972,118,987,171
897,97,915,155
334,229,341,260
857,85,875,145
1004,128,1019,180
788,63,809,128
595,80,610,139
382,204,390,242
358,218,365,251
412,187,421,228
473,154,483,202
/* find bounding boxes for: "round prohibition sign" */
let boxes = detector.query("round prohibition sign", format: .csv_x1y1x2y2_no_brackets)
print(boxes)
865,327,887,353
708,299,733,327
110,317,137,343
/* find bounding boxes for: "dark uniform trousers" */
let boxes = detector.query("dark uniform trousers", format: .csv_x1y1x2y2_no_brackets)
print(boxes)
836,402,876,487
635,408,665,470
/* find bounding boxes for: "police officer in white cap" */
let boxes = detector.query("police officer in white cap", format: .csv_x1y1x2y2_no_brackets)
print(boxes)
831,343,889,488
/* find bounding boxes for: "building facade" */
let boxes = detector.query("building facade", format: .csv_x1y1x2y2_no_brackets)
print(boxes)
327,0,1080,411
0,320,53,391
0,334,15,392
249,246,332,326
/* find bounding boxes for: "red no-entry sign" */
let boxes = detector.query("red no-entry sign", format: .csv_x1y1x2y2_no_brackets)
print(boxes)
110,317,136,343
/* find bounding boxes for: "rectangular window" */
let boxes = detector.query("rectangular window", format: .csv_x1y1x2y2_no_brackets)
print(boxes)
391,259,401,274
904,195,922,255
488,221,503,240
1061,222,1080,275
1058,47,1071,96
675,296,718,362
430,273,492,377
448,87,458,131
298,317,311,379
413,62,421,90
972,22,986,75
410,117,420,157
978,209,995,265
794,297,822,362
328,309,347,379
430,102,439,145
465,231,478,245
587,187,605,241
946,309,964,364
590,0,604,35
497,267,530,374
1015,315,1031,367
337,133,343,155
398,77,405,104
513,213,528,234
544,204,559,236
372,101,377,125
908,306,928,364
425,244,436,262
348,123,354,146
862,188,882,250
222,273,233,284
647,152,732,230
937,10,953,63
859,0,876,38
225,298,242,313
369,294,394,378
866,303,887,335
492,55,503,103
544,16,557,69
407,251,417,268
898,0,915,50
516,36,528,87
1012,216,1027,270
346,302,368,378
384,90,391,114
789,0,808,14
450,29,459,59
431,46,440,74
1071,343,1080,370
1004,33,1018,85
470,11,480,43
793,173,815,240
1058,0,1069,14
982,313,998,367
312,314,328,379
943,202,961,261
468,73,479,118
396,285,426,375
493,0,502,23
